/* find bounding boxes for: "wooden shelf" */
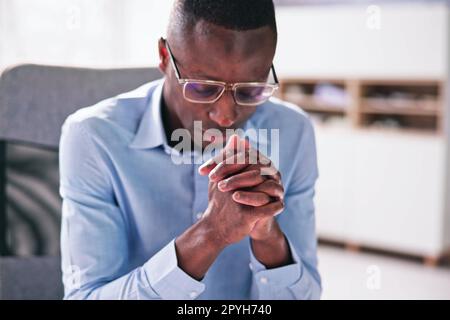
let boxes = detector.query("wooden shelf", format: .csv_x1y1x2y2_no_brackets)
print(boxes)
284,95,347,114
361,100,440,116
361,108,438,117
279,78,445,134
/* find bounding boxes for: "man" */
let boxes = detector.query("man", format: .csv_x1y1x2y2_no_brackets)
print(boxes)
60,0,321,300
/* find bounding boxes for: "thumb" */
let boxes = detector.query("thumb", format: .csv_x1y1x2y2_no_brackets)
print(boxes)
198,134,241,175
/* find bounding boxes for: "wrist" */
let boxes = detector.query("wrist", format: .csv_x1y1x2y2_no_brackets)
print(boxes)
251,230,284,249
251,219,283,245
251,230,292,269
174,217,226,280
196,214,228,252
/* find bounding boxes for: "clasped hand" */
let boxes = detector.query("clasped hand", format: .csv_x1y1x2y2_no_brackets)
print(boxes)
198,134,285,245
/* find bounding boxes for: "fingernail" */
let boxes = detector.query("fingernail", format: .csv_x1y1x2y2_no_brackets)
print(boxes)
218,180,227,189
199,161,212,169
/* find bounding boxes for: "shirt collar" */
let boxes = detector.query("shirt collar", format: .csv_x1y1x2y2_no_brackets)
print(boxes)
129,80,167,149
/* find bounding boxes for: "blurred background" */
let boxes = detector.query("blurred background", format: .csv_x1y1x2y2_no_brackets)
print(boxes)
0,0,449,299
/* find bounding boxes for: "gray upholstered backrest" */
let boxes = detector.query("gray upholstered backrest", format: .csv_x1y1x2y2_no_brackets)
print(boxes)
0,64,162,299
0,64,162,148
0,256,63,299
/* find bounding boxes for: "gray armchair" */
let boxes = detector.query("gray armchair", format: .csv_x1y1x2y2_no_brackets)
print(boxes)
0,64,162,299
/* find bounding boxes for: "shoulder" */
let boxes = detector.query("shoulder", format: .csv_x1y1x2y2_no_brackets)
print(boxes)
61,80,161,142
251,97,315,142
249,97,318,185
252,98,318,194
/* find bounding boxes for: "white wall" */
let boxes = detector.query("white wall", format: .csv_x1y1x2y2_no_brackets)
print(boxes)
0,0,172,70
120,0,172,67
275,2,448,78
444,7,450,249
1,1,447,79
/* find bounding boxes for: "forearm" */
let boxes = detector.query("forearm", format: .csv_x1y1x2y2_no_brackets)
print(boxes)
175,218,226,280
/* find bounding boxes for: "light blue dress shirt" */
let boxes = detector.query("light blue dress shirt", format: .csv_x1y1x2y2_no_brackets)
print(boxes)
59,79,321,300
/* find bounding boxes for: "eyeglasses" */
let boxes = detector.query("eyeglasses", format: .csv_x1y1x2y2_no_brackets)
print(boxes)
163,38,279,106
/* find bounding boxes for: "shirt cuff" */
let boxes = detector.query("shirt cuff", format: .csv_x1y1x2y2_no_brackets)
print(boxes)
143,239,206,300
249,236,302,290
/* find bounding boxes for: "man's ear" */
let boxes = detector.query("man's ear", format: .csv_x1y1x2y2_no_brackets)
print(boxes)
158,38,169,74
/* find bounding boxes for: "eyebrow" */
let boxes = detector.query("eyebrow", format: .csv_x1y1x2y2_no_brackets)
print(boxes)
183,69,220,81
174,59,221,81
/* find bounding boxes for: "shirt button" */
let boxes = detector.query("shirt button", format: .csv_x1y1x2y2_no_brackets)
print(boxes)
249,263,253,271
260,277,268,284
189,291,198,299
196,212,203,220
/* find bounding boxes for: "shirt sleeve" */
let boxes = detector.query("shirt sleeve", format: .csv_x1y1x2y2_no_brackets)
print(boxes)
249,116,322,300
60,119,205,300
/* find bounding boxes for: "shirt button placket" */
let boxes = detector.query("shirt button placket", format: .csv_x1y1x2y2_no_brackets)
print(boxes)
192,163,208,223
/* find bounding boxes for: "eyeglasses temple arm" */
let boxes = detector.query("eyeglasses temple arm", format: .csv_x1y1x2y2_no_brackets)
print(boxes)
271,64,279,85
163,38,182,80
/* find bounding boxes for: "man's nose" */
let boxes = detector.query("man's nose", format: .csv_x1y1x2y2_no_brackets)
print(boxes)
208,91,237,128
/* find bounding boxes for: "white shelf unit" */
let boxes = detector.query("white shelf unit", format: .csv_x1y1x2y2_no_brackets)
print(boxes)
314,126,449,264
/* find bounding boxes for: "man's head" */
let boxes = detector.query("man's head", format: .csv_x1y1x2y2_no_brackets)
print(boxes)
158,0,278,148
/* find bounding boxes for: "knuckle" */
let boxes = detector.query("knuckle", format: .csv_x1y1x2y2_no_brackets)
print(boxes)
277,183,285,194
251,169,263,178
215,161,226,173
226,175,238,186
267,179,278,187
264,179,278,191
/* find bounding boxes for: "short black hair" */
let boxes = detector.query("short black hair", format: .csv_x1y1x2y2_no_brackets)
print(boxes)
170,0,277,35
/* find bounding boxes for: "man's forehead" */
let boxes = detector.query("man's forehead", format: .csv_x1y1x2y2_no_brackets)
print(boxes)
173,20,275,53
174,31,273,63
